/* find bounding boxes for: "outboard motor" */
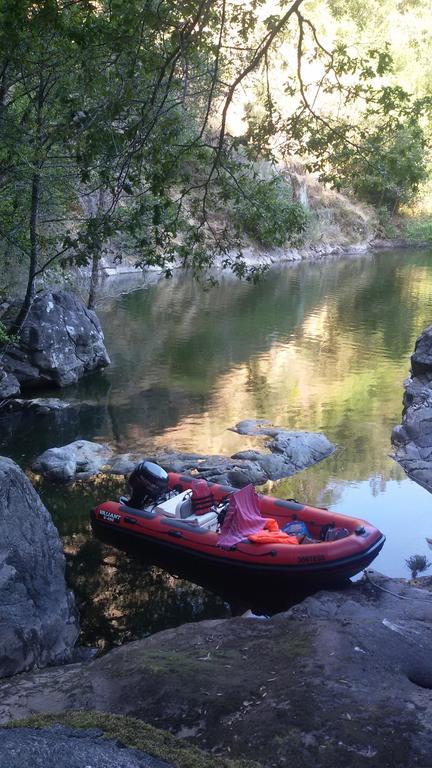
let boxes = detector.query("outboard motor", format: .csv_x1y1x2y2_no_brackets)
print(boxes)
127,461,169,509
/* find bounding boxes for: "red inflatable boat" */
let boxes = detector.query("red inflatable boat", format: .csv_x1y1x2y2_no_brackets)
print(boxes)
91,469,385,584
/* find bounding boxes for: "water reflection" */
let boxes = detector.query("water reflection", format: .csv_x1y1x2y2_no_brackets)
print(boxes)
65,534,231,649
3,249,432,643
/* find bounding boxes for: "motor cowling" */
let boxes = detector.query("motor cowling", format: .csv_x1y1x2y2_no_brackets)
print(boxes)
127,461,169,509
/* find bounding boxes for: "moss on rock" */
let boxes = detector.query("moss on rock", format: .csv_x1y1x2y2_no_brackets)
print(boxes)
4,711,260,768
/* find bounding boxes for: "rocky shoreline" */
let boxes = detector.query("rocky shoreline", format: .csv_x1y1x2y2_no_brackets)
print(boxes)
0,569,431,766
1,456,432,767
29,418,336,487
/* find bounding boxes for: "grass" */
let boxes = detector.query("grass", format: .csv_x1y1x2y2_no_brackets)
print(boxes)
403,216,432,242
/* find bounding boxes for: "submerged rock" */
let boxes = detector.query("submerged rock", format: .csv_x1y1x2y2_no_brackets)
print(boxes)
0,457,79,678
392,325,432,490
0,397,72,415
0,573,430,766
32,421,335,486
33,439,113,483
2,291,110,389
231,419,335,478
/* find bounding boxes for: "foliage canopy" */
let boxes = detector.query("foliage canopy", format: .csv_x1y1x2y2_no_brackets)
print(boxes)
0,0,430,323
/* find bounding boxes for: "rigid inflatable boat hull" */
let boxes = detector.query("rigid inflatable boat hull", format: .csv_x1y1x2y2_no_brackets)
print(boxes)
91,472,385,584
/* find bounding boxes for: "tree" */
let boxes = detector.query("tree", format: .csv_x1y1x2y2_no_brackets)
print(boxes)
0,0,430,328
0,0,90,326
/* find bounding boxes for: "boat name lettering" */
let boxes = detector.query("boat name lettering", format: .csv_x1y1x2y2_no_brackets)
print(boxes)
298,555,326,564
99,510,121,523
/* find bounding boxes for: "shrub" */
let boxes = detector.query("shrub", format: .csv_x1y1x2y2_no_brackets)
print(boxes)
405,554,431,580
231,174,308,248
342,123,428,213
404,217,432,242
0,321,13,346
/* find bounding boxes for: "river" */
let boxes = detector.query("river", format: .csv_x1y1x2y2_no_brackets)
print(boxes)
3,247,432,646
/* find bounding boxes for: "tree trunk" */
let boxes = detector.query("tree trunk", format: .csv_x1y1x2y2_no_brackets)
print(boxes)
12,169,41,330
87,250,100,310
13,74,44,331
87,188,105,310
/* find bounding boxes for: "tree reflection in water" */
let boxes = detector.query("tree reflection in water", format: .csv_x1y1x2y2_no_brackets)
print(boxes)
65,534,232,650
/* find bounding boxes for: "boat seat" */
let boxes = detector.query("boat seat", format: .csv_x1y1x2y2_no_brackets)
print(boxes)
177,495,193,519
155,491,191,518
156,491,218,530
184,510,219,531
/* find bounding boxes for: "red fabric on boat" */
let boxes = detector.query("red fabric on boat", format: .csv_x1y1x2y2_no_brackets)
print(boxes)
191,479,214,515
218,484,266,547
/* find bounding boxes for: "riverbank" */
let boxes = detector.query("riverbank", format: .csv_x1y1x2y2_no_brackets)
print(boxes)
1,572,431,767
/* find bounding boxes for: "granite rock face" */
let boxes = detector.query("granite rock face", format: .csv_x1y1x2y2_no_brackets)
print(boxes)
410,325,432,377
2,291,110,389
0,574,430,767
392,325,432,489
0,457,79,678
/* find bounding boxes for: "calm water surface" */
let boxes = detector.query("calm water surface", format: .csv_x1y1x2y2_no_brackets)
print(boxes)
4,248,432,645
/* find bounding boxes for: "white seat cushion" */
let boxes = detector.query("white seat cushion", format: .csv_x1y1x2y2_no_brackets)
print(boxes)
156,491,191,518
184,511,219,531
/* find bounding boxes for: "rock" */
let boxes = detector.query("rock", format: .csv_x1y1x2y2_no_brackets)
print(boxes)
105,453,137,476
411,325,432,377
32,439,113,483
229,419,273,436
0,573,430,766
0,397,71,415
33,424,334,486
0,457,79,678
230,419,336,480
2,291,110,389
392,326,432,489
0,368,20,400
0,727,172,768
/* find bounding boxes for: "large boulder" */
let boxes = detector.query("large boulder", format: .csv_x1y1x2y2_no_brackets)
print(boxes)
32,439,113,483
392,325,432,489
2,291,110,389
0,457,79,678
410,324,432,377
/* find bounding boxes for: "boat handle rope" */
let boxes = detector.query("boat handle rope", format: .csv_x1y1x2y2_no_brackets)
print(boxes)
162,528,278,556
364,571,431,602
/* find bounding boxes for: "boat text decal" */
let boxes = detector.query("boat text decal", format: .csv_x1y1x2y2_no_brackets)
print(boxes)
99,509,121,524
297,554,326,564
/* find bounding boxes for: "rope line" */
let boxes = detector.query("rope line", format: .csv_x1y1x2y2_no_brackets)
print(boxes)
364,571,432,603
